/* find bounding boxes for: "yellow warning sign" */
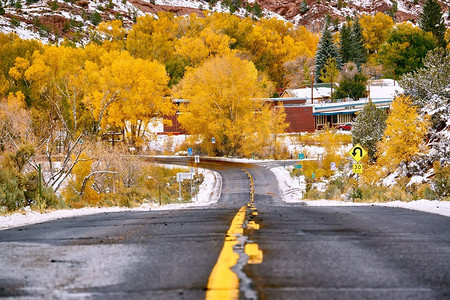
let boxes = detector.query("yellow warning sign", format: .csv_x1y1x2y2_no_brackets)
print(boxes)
349,144,367,162
353,163,363,174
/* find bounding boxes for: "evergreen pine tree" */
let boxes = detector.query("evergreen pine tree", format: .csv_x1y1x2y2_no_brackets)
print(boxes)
339,23,352,64
300,0,309,14
352,100,387,161
350,18,367,69
315,19,341,83
419,0,447,48
0,3,4,15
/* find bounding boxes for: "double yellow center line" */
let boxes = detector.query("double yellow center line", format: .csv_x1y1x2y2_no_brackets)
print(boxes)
206,169,262,300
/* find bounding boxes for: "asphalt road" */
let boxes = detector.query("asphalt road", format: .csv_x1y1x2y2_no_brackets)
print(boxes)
0,157,449,299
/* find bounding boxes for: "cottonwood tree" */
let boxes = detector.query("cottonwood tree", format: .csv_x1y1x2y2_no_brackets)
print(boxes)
87,50,173,148
177,54,286,157
360,12,394,54
377,95,430,172
400,48,450,165
379,22,437,77
319,57,339,96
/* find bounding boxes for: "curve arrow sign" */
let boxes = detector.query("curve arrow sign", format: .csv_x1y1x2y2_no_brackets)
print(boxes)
349,143,367,162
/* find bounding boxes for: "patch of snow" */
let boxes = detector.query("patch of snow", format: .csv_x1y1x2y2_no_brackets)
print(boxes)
270,166,305,202
382,172,398,187
0,168,222,230
270,163,450,217
407,175,427,186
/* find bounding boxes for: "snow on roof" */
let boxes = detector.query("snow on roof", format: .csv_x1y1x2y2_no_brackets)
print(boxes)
369,79,404,99
285,87,332,99
285,79,403,100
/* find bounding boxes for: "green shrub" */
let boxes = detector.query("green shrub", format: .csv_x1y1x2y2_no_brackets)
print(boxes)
304,188,322,200
432,162,450,199
324,184,341,199
0,168,25,212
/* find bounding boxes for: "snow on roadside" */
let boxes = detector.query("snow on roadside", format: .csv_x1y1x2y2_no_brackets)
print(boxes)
270,166,305,203
0,168,222,230
270,166,450,217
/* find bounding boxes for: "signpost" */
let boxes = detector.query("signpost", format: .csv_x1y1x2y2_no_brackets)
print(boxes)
352,164,363,174
348,143,367,163
330,162,337,171
348,144,368,188
187,147,193,156
176,172,193,201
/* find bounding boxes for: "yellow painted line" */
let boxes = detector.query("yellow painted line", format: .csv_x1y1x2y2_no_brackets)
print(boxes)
206,206,246,300
206,169,263,300
245,243,263,264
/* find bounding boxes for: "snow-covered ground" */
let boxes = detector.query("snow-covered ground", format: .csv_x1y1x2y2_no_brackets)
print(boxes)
270,166,450,217
0,167,221,230
1,161,448,230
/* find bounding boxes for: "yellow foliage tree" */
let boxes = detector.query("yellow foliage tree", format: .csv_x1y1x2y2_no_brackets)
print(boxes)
176,27,233,66
126,12,179,62
377,95,430,171
8,57,30,82
360,12,394,53
82,50,173,147
94,19,127,51
62,153,100,207
177,54,286,156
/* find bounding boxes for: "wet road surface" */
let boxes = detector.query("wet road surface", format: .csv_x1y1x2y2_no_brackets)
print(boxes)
0,157,449,299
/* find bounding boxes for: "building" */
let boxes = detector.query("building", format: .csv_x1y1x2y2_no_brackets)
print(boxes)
162,79,403,134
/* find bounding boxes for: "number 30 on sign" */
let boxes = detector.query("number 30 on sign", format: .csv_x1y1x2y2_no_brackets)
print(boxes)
353,163,363,174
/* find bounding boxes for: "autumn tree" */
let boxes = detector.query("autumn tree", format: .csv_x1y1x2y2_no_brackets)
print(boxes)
400,48,450,165
379,22,437,77
360,12,394,54
319,57,339,96
92,19,127,51
377,95,430,172
82,50,173,147
177,54,285,157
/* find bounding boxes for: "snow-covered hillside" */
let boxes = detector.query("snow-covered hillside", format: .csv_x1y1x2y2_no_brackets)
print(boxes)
1,0,448,43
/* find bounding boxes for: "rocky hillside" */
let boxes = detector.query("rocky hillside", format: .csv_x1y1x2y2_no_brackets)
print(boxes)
0,0,448,43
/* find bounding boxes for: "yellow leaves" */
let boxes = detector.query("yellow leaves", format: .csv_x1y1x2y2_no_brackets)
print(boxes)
8,57,30,81
81,50,172,135
0,73,8,97
176,28,233,66
360,12,394,52
177,54,280,156
377,95,430,171
6,91,26,110
319,57,339,84
96,20,126,40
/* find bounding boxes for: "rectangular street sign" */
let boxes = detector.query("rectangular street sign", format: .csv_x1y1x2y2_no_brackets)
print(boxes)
295,164,303,169
353,164,363,174
298,153,305,160
177,172,193,182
